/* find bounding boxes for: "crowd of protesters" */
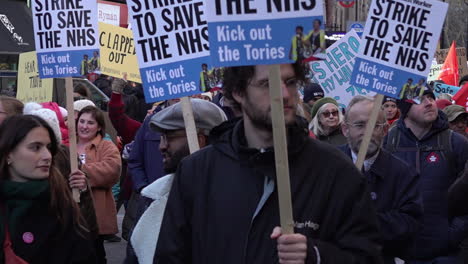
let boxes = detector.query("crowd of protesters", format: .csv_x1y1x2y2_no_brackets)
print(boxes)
0,65,467,264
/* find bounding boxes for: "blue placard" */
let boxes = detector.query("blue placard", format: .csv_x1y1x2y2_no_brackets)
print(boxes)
127,0,210,103
31,0,99,79
432,82,461,97
350,0,448,98
350,58,427,98
206,0,324,67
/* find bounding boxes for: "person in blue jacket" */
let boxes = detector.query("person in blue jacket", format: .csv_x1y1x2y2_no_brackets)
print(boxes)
339,95,423,264
384,89,468,264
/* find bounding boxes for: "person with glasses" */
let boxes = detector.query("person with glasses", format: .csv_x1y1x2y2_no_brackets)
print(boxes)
153,63,383,264
382,96,400,127
0,95,23,125
124,98,227,263
309,97,347,145
339,95,423,264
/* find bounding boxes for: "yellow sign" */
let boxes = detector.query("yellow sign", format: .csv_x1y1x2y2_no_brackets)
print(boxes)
16,51,53,103
99,22,141,83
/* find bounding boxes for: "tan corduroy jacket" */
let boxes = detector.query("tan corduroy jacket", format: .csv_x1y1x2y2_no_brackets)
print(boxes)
82,135,121,235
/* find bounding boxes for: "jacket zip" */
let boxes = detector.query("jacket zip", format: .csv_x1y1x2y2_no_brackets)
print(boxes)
242,175,275,264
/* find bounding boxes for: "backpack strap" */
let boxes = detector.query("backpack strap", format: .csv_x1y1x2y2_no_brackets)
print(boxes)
385,126,421,174
438,129,457,177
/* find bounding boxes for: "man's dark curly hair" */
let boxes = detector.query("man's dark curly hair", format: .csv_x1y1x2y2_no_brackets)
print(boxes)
222,63,307,110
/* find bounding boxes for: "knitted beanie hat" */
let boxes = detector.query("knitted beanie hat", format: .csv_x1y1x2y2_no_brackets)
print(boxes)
73,99,95,112
59,106,68,118
303,83,324,103
29,108,62,144
310,97,339,119
23,102,43,115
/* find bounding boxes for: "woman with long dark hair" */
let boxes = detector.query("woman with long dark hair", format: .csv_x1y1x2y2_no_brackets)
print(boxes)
0,115,96,263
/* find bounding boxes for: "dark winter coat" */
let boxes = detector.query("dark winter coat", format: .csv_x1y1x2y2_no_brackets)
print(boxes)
317,127,347,145
449,161,468,217
339,145,423,263
54,145,99,238
383,112,468,260
154,118,384,264
127,114,164,193
0,181,96,264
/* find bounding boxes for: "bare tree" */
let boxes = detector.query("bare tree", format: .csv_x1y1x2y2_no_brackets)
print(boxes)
441,0,468,52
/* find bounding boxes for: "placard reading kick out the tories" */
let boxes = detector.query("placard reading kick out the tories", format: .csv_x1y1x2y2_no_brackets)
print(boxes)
31,0,99,78
206,0,324,66
127,0,210,103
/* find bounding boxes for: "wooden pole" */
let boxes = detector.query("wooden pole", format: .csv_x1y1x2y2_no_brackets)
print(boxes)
355,94,384,170
268,65,294,234
65,77,80,203
181,97,200,154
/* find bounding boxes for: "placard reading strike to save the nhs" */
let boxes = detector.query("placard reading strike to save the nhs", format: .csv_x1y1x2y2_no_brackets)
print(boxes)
31,0,99,79
127,0,210,103
349,0,448,98
206,0,324,66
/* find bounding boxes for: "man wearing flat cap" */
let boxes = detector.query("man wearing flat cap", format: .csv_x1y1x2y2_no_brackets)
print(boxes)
124,98,227,264
154,63,383,264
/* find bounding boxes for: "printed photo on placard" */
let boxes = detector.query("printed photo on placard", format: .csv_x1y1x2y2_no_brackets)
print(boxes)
31,0,100,79
127,0,211,103
349,0,448,99
206,0,324,67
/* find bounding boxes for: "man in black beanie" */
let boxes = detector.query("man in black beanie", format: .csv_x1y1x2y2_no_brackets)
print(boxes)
303,82,324,108
385,88,468,264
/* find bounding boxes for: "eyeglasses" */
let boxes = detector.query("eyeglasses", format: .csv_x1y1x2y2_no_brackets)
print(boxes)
321,110,339,118
251,78,300,90
347,122,387,131
160,133,187,144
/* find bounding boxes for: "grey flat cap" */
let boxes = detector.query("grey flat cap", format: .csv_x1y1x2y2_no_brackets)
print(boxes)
150,98,227,133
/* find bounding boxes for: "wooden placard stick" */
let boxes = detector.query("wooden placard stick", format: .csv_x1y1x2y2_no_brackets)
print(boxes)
181,97,200,154
65,77,80,203
355,94,385,170
268,64,294,234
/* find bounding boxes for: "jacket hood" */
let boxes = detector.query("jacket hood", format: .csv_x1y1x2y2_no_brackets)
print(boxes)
210,116,310,162
397,109,449,141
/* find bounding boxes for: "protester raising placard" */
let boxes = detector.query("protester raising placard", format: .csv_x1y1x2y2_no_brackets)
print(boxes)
310,30,375,108
31,0,99,78
350,0,448,99
99,22,141,83
206,0,324,66
127,0,210,103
